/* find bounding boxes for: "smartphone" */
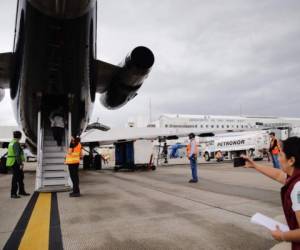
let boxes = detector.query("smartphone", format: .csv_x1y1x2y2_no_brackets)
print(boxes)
233,157,246,167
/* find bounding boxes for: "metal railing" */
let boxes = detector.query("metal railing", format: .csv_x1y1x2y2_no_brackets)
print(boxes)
67,111,73,187
35,111,44,190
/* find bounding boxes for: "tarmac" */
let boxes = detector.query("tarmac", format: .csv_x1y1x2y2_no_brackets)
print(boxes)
0,161,290,250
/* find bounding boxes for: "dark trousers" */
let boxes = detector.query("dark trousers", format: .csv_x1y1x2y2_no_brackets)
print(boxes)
52,127,64,146
190,157,198,181
68,164,80,193
11,163,25,195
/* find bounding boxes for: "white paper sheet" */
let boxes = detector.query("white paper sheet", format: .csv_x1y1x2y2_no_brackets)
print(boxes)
250,213,290,232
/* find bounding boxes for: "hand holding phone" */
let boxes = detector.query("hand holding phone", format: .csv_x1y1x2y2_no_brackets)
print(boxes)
233,157,246,167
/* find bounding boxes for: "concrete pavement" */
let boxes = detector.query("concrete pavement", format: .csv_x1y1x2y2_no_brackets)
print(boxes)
0,161,287,249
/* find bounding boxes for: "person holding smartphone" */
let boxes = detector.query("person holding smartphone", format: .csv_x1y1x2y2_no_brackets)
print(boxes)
243,137,300,249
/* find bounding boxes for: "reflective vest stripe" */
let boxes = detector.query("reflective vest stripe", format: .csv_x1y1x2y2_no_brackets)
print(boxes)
65,144,82,165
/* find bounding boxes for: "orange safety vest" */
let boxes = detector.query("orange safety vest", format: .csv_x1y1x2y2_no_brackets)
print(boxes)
187,141,198,157
65,143,82,165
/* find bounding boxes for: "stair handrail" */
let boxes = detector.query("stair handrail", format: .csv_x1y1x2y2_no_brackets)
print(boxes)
35,111,44,190
66,111,73,187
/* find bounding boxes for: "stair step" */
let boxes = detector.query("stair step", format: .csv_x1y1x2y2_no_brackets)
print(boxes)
44,152,66,158
43,171,68,178
44,135,54,140
43,158,65,164
42,178,68,186
44,141,59,146
38,185,71,193
43,164,66,171
44,146,65,153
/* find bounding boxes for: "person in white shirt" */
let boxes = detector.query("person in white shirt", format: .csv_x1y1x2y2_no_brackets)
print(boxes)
49,107,65,147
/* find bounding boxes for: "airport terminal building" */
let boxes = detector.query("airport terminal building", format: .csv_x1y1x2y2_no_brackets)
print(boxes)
128,114,300,136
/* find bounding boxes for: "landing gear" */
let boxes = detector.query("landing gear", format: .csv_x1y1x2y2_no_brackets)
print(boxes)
83,142,102,170
83,154,102,170
94,154,102,170
83,155,91,170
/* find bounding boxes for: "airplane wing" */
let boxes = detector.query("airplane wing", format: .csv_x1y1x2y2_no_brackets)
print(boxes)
80,127,234,145
0,125,26,147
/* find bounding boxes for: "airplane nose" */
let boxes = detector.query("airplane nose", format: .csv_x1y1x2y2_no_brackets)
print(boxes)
28,0,96,18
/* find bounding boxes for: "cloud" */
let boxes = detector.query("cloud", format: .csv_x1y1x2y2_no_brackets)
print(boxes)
0,0,299,128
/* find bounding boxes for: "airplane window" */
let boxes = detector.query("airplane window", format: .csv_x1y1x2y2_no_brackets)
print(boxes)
206,125,209,128
216,125,219,128
226,125,229,128
221,125,224,128
211,125,214,128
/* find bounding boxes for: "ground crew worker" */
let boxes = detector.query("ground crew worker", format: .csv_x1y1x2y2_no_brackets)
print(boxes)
65,136,82,197
269,132,281,169
163,143,168,164
215,150,224,162
187,133,198,183
243,137,300,249
6,131,30,199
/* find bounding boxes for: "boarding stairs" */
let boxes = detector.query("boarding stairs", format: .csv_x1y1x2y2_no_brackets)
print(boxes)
35,112,72,192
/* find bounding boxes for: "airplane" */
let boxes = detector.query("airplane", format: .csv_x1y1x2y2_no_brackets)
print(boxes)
0,0,155,154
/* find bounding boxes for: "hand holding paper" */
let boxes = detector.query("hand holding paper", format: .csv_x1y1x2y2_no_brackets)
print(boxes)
250,213,289,232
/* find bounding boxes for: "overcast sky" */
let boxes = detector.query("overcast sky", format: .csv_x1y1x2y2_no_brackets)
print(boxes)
0,0,299,127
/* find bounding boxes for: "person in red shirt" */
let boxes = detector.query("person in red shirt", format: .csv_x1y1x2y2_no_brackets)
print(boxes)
269,132,281,169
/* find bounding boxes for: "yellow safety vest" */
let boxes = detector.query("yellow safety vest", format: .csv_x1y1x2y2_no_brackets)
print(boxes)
65,143,82,165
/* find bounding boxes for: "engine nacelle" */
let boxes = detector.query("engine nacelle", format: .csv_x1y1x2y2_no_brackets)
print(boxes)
0,88,5,102
100,46,154,109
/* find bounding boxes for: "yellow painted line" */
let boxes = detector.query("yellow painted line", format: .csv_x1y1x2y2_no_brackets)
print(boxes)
19,193,51,250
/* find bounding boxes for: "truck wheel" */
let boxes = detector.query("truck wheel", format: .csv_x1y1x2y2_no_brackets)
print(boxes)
204,152,210,162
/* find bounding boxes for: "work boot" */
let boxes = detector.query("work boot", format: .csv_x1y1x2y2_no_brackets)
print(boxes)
188,179,198,183
69,192,80,197
19,192,30,196
11,194,21,199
